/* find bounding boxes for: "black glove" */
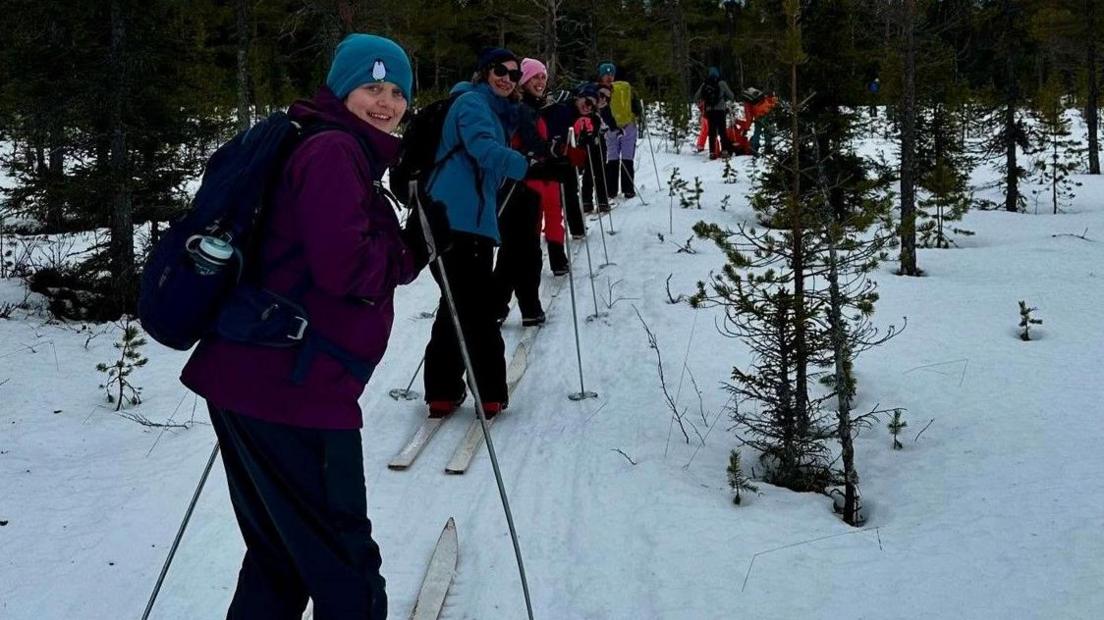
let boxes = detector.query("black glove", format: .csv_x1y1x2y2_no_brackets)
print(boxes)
402,197,451,269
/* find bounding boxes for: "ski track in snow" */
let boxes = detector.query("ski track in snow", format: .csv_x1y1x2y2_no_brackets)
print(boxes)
2,118,1104,619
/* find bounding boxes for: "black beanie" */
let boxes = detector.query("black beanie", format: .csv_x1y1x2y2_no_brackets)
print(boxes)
476,47,519,71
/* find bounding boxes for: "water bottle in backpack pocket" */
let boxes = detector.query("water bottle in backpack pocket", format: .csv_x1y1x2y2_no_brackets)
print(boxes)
188,235,235,275
139,225,244,351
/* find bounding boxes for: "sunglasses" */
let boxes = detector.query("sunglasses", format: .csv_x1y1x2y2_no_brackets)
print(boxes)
491,63,523,82
580,97,597,109
598,93,610,101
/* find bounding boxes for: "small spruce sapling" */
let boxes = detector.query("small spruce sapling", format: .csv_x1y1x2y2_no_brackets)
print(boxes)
691,177,703,209
677,176,704,210
722,157,739,184
726,450,759,505
96,316,149,411
1018,300,1042,341
887,410,907,449
668,167,688,198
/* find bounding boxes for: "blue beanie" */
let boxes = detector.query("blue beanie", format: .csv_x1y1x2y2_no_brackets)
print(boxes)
708,66,720,79
597,62,616,78
476,47,519,71
326,34,413,102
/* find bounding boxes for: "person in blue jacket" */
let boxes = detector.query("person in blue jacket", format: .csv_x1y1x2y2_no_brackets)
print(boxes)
423,47,528,419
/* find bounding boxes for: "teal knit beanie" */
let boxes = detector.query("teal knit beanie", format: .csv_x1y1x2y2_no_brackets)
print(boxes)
326,34,413,102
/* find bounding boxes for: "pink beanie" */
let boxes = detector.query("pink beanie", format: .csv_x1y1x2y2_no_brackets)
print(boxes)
519,58,548,85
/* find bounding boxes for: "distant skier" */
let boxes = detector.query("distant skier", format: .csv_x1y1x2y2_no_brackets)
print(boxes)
597,61,643,200
540,83,601,274
694,67,736,158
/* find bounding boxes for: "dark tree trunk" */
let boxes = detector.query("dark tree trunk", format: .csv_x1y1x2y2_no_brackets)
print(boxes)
109,0,135,312
899,0,919,275
666,0,691,99
1087,0,1101,175
46,118,65,231
788,22,810,443
235,0,252,132
826,232,859,526
1003,0,1021,212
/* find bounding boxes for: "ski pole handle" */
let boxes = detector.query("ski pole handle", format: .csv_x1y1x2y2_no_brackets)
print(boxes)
568,127,576,149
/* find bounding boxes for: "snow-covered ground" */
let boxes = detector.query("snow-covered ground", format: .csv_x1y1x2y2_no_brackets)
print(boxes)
2,125,1103,619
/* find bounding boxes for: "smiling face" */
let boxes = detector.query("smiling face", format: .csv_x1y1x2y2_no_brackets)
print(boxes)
488,60,520,97
597,88,611,109
343,81,408,133
574,95,596,116
523,72,547,97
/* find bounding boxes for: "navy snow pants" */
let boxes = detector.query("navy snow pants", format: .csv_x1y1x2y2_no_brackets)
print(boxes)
209,406,387,620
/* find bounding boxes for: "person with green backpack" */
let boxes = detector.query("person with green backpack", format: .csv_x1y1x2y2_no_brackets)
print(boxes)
597,61,643,200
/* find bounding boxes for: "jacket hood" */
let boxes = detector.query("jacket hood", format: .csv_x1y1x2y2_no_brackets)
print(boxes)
449,81,475,96
287,86,401,170
450,81,519,137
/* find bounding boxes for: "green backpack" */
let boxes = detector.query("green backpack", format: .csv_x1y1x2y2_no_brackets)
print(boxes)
610,81,635,127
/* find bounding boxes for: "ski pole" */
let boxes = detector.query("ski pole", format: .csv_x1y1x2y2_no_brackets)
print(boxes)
412,183,535,620
568,130,605,320
497,179,519,218
142,442,220,620
618,158,649,206
388,354,424,400
559,179,599,402
585,142,616,235
583,144,614,268
643,104,663,190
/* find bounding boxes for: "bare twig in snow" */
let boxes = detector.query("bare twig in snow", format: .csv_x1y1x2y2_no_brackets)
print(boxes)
665,274,686,304
633,305,694,448
612,449,638,466
742,527,883,592
914,418,935,442
1050,228,1094,242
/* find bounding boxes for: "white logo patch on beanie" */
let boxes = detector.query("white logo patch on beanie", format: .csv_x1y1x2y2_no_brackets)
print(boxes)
371,59,387,81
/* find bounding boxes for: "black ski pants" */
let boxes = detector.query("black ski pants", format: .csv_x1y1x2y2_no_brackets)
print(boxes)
561,166,585,237
706,109,735,155
424,234,508,405
209,406,387,620
580,140,609,209
493,185,544,319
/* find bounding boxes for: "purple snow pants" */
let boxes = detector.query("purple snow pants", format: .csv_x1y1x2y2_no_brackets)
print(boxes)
604,122,638,162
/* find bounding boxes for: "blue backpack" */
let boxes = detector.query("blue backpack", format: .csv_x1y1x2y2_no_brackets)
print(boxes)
138,112,374,384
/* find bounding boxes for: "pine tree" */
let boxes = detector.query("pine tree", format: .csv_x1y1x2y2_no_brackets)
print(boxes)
1029,75,1084,214
1018,300,1042,340
726,450,759,505
887,410,907,449
978,0,1037,213
96,316,149,411
723,157,739,184
916,105,976,248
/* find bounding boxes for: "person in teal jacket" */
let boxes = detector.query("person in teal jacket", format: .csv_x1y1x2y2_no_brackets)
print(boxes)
423,47,529,419
427,75,528,240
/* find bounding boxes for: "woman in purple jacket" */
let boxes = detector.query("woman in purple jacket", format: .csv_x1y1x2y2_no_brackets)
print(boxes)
180,34,442,619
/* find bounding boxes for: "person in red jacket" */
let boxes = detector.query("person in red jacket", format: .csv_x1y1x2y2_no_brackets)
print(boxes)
181,34,444,619
540,84,598,274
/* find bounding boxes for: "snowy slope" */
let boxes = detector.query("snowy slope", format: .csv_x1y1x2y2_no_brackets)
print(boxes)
2,127,1103,619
